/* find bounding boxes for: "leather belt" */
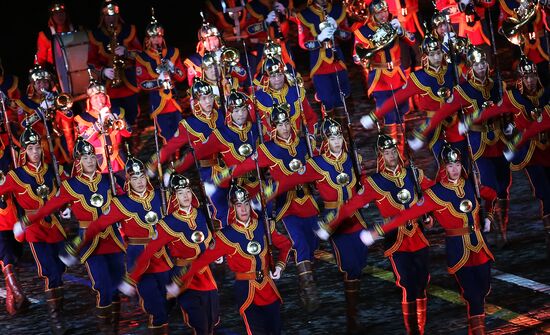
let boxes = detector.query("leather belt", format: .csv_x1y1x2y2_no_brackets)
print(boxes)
199,159,218,168
369,61,401,70
127,237,151,245
79,221,93,229
234,269,268,281
445,227,478,236
324,201,340,210
173,258,192,267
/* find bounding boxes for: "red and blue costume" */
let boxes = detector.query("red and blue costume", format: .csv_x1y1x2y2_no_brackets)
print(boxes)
88,23,142,125
135,46,186,141
294,1,351,110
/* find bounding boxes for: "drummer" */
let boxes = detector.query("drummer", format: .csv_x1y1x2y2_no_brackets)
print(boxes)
35,2,75,70
87,0,142,129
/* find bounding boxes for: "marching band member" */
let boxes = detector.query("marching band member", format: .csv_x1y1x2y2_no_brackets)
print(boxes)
75,76,130,179
354,0,415,156
121,174,220,335
88,0,142,127
323,134,433,335
35,2,75,69
65,154,173,333
7,127,68,334
357,144,495,335
167,185,291,335
135,10,186,141
221,106,321,314
15,65,75,165
269,118,370,332
293,0,352,113
21,137,125,333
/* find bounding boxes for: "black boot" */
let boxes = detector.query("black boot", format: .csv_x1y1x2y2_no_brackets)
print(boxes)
112,299,121,334
468,314,486,335
97,305,114,334
296,260,320,313
45,287,68,335
149,323,169,335
344,279,365,334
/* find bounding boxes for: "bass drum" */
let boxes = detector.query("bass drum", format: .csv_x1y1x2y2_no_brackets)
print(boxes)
53,30,90,96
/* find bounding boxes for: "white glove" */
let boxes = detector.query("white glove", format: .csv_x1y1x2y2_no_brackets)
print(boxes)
99,106,111,119
360,115,375,130
157,71,169,82
102,68,115,80
359,230,375,246
317,27,335,42
13,221,25,241
270,265,283,280
390,19,403,34
204,182,217,198
60,208,72,219
326,16,337,29
59,252,80,267
315,226,331,241
166,282,181,298
273,2,286,13
114,45,127,57
118,281,136,296
503,123,515,136
458,121,469,135
163,170,172,188
483,217,491,233
408,137,425,151
503,148,515,162
266,11,277,24
165,60,175,73
147,167,157,179
215,256,224,264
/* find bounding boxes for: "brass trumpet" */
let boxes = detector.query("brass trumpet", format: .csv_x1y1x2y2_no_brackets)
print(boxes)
499,0,536,46
104,116,126,132
54,93,73,112
220,47,240,68
108,23,126,88
355,22,399,64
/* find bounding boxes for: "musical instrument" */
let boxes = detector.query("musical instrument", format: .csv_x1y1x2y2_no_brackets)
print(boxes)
499,0,537,46
155,47,174,91
319,5,338,50
355,23,399,64
52,31,90,96
342,0,369,22
108,24,126,88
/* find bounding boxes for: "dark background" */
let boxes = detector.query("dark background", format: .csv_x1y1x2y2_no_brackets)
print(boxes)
1,0,208,86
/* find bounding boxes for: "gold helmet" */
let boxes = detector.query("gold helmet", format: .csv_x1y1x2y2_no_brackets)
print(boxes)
49,2,66,13
20,126,41,148
198,12,221,41
465,46,487,67
101,0,119,16
376,133,397,152
321,117,343,139
190,78,213,99
28,64,52,82
229,184,250,205
269,103,291,127
262,57,285,76
146,7,164,37
517,56,537,77
87,74,106,97
170,174,191,191
73,137,95,160
440,143,462,164
369,0,388,15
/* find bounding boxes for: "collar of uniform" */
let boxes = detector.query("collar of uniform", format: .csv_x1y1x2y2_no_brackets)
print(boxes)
174,207,198,229
525,87,544,107
228,121,252,139
266,83,289,100
381,164,406,187
195,108,218,128
26,161,42,172
425,63,447,84
76,171,101,191
233,217,258,239
441,176,466,197
275,132,299,154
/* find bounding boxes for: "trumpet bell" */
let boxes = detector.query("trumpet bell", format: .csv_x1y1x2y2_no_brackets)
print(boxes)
221,47,240,68
355,23,398,63
55,93,74,111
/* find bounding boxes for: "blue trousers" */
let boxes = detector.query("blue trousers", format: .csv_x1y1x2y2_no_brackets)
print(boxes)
388,248,430,302
0,231,23,266
525,165,550,216
177,289,220,335
29,241,66,290
330,229,369,280
157,111,183,142
111,94,139,126
372,89,409,125
282,215,319,263
85,252,125,307
234,280,282,335
454,261,491,317
312,70,350,110
477,156,512,198
137,270,171,327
